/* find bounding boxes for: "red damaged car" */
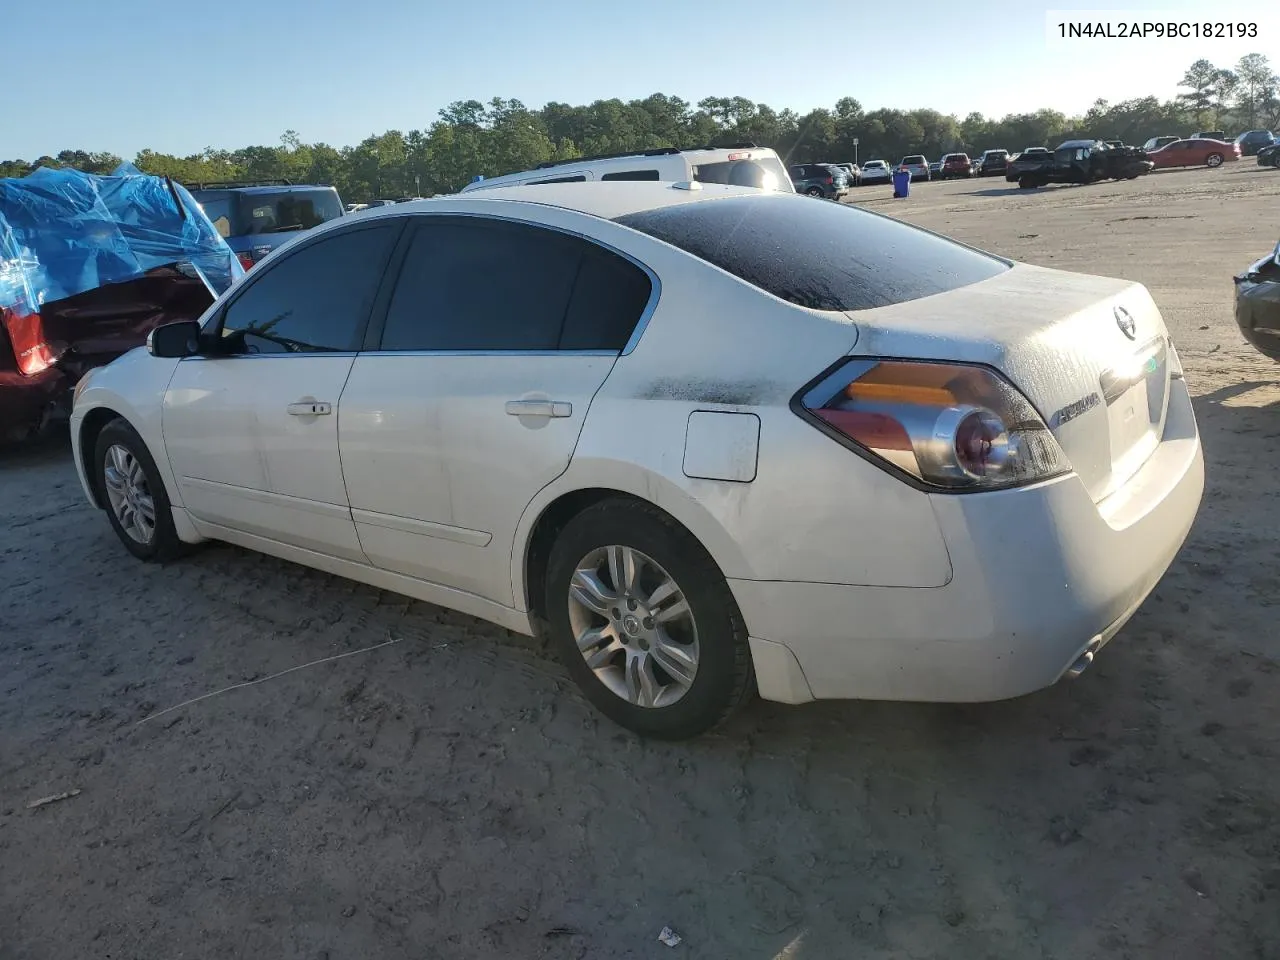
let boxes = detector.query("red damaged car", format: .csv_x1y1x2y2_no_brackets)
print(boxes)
0,164,242,442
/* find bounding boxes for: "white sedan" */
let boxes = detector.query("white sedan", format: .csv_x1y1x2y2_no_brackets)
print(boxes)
71,181,1204,739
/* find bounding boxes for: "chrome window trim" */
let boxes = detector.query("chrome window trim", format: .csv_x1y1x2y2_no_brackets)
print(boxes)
362,349,620,358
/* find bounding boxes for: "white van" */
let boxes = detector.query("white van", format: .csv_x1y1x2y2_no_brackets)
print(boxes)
460,143,796,194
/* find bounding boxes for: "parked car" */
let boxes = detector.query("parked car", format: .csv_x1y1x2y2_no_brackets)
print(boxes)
833,162,861,185
790,163,850,200
70,181,1203,740
1145,138,1241,170
1005,147,1052,182
1141,136,1181,152
1,165,241,442
1257,140,1280,167
939,153,974,179
1234,240,1280,361
1236,130,1278,156
1195,130,1227,141
898,155,931,181
188,180,346,272
977,149,1010,177
860,159,892,184
1018,140,1153,189
460,143,796,194
928,160,943,178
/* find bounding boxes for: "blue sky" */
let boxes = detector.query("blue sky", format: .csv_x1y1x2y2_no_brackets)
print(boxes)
5,0,1271,159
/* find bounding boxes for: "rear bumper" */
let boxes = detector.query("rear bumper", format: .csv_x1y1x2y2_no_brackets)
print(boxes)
1235,273,1280,361
732,377,1204,704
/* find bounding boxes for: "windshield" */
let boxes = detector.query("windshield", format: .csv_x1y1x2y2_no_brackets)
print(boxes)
193,188,344,238
692,156,794,193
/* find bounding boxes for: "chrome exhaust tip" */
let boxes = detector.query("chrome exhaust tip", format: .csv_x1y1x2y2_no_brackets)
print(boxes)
1064,638,1101,680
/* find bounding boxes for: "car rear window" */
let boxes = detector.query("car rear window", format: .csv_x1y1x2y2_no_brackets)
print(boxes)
692,156,792,192
614,194,1009,313
193,188,344,239
902,156,925,164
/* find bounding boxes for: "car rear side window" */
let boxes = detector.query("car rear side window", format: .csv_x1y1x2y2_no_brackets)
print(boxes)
614,195,1009,313
378,217,651,352
559,246,653,350
220,224,399,353
532,174,588,184
602,169,661,181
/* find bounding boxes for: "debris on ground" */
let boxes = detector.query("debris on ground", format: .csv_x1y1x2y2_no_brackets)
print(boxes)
26,788,82,810
658,926,683,947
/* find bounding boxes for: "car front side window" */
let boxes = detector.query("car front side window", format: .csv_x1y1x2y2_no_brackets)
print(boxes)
217,224,399,355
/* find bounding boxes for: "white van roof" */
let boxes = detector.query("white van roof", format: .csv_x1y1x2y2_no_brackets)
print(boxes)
460,143,795,194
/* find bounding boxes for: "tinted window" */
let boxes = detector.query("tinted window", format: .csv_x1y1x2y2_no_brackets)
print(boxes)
532,174,587,184
615,195,1009,313
191,188,345,239
559,247,653,350
220,225,397,353
693,156,790,191
902,156,925,164
379,217,648,352
602,169,661,181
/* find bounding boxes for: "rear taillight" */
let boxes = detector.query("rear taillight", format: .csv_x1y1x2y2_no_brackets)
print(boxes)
237,252,255,272
794,359,1071,491
824,176,834,184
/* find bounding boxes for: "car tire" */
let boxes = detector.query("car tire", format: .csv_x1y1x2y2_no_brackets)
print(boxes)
544,498,756,740
1206,153,1224,168
805,187,824,198
94,418,186,563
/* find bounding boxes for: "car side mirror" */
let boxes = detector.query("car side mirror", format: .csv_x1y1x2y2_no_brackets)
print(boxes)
147,320,202,358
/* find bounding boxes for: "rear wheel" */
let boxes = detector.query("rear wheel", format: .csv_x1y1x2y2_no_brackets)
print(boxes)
545,499,755,740
1206,153,1224,168
805,187,824,198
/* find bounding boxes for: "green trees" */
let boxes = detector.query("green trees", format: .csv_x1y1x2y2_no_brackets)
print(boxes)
5,55,1273,201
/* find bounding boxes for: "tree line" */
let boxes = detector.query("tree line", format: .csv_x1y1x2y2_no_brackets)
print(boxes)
2,54,1275,204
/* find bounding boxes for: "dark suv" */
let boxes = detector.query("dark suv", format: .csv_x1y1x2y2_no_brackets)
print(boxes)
188,180,346,271
789,164,850,200
1237,130,1278,157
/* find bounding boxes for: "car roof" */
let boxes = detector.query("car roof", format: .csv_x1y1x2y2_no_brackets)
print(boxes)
461,145,781,193
190,184,336,195
334,181,771,227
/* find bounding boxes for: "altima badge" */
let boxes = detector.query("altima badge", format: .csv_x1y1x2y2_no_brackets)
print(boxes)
1114,305,1137,340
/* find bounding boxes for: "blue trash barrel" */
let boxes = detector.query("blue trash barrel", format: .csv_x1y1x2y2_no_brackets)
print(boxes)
892,169,911,198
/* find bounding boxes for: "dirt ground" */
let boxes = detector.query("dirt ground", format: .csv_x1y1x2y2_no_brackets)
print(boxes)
2,164,1279,960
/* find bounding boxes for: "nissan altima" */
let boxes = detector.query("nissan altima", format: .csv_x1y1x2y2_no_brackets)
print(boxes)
70,181,1205,739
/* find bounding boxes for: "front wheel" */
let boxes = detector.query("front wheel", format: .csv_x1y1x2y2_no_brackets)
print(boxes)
1206,153,1224,168
94,419,185,562
545,499,755,740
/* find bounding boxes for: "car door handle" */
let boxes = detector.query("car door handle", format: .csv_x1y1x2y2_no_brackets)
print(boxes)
505,400,572,418
287,401,332,416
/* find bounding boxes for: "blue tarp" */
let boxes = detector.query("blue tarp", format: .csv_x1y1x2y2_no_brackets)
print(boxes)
0,164,243,318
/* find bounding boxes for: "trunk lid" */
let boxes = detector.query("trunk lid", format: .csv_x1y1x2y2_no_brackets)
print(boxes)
845,262,1172,502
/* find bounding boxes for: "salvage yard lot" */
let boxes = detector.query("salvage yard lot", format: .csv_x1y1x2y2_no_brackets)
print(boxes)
2,166,1279,960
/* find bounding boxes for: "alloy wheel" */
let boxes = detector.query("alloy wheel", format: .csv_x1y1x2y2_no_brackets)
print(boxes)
567,545,700,709
103,443,157,544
